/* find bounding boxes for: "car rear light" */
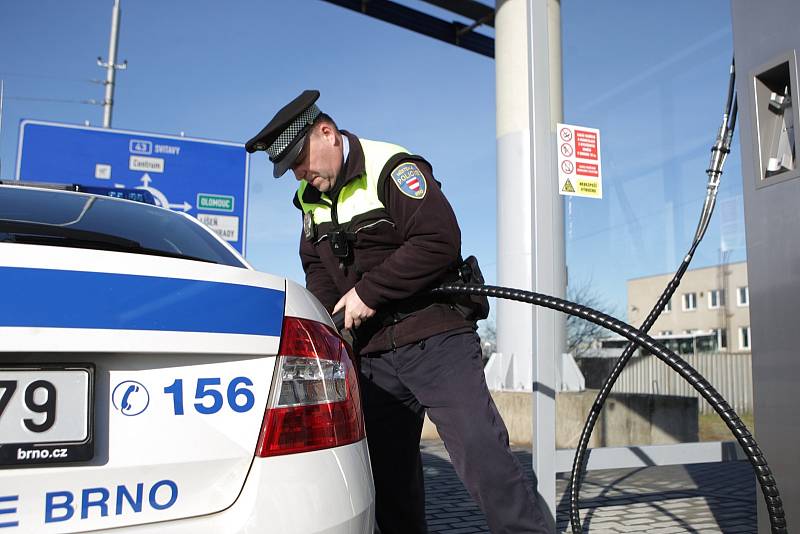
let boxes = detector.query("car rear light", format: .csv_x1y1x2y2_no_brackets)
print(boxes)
256,316,365,457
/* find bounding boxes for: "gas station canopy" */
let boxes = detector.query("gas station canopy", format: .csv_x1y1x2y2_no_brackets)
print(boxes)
320,0,494,58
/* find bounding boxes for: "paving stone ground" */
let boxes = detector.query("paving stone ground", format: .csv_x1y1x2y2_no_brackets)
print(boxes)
421,440,757,533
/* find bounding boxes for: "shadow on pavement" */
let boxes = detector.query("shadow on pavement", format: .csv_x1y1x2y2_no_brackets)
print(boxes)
420,441,756,533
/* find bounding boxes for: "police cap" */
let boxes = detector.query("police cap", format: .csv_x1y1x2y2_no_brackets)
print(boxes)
245,90,322,178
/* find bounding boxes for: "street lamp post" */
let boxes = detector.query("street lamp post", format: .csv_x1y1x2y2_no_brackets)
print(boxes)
97,0,127,128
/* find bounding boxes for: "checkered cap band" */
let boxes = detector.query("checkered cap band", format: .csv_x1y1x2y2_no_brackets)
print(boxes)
267,104,321,160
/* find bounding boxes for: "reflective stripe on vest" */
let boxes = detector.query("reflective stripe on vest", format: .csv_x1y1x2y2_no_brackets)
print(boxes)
296,138,410,226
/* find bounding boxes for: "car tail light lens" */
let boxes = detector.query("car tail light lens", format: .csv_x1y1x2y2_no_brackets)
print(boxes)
256,316,365,457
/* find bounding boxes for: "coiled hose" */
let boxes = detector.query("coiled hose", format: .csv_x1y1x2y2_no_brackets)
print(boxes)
429,283,786,533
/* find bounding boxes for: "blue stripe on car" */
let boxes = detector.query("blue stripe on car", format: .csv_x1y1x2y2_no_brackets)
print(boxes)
1,267,284,336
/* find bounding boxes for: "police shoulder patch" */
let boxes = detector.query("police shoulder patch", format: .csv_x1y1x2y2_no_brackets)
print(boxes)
390,162,427,199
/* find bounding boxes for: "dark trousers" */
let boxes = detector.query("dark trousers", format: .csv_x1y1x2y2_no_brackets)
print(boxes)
359,330,550,534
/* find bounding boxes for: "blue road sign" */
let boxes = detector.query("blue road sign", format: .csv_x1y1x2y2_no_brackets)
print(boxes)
15,120,249,254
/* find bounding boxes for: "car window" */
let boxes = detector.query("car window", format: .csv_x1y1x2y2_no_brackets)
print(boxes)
0,186,246,268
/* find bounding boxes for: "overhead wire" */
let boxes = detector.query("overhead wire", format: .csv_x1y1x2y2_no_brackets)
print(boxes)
4,96,101,105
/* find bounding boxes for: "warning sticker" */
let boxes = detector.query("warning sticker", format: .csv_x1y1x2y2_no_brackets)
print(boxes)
556,123,602,199
576,162,599,177
574,130,598,160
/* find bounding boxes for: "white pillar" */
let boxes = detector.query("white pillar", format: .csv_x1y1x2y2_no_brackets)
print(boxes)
495,0,565,522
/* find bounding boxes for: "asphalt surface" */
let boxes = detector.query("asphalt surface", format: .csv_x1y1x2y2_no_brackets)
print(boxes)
421,440,757,533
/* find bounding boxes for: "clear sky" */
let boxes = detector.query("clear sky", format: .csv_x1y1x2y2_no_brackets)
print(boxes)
0,0,742,321
560,1,743,318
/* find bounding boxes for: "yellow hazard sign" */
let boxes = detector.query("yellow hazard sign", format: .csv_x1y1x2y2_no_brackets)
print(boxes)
562,179,575,193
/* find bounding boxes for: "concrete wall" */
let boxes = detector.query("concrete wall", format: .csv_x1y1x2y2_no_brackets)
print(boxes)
422,389,698,448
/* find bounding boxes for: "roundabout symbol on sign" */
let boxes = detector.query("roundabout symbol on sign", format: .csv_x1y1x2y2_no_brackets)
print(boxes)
133,173,192,212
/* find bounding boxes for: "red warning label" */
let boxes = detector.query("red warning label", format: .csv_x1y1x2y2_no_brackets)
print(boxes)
575,130,598,160
576,162,599,177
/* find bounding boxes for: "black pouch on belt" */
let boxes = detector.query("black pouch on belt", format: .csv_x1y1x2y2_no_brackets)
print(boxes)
454,255,490,321
371,256,491,327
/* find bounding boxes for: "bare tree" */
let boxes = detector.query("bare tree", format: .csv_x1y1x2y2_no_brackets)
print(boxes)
476,285,614,363
566,279,618,359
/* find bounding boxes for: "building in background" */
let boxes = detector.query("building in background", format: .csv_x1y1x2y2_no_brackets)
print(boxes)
627,261,751,353
574,262,755,417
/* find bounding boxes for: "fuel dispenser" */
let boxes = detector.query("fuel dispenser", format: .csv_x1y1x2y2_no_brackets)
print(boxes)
732,0,800,531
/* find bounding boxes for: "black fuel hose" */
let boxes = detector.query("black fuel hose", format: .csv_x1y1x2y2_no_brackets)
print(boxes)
564,60,744,533
332,282,786,532
428,283,786,534
566,250,692,533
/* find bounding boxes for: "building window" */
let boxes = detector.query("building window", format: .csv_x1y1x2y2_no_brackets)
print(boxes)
713,328,727,350
682,292,697,311
664,299,672,312
659,330,672,336
737,286,749,307
708,289,725,309
739,326,751,350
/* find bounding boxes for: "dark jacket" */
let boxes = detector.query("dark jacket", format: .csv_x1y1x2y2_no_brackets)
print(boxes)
297,131,473,354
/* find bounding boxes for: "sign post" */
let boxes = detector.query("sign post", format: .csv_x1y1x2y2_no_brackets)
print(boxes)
16,120,249,254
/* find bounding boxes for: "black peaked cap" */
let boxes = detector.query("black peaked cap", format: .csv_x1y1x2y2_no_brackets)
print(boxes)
245,90,322,177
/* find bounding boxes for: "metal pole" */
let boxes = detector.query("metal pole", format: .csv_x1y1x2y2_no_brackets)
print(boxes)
528,0,565,524
495,0,565,524
98,0,127,128
0,80,4,178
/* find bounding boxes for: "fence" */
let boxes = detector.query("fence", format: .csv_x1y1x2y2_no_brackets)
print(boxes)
610,351,752,414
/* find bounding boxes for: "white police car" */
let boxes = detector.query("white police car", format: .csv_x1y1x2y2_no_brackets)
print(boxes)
0,183,374,533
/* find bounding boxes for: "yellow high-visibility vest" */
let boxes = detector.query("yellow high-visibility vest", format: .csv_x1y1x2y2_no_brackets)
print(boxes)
295,138,410,230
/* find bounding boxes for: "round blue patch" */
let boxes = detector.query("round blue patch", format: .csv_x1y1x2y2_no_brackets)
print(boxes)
391,162,427,199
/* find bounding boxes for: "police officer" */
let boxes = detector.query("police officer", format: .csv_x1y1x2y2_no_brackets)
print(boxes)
247,90,549,534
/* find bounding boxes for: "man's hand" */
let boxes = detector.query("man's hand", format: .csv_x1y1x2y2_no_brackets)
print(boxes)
333,287,376,330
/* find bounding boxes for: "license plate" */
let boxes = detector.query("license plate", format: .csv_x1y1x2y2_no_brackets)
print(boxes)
0,365,94,466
